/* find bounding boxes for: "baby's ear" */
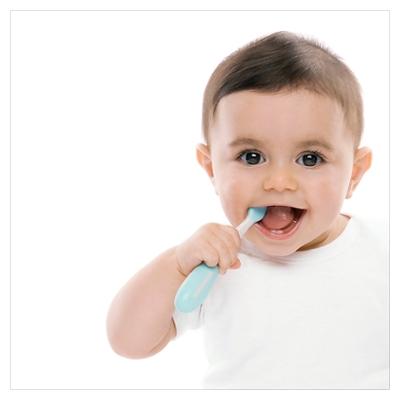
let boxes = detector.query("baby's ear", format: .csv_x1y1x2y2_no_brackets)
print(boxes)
196,143,214,180
346,147,372,198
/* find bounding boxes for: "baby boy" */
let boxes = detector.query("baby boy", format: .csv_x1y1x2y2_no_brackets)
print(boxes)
107,32,388,389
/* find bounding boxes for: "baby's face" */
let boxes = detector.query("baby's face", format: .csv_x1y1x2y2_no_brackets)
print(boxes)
198,89,370,256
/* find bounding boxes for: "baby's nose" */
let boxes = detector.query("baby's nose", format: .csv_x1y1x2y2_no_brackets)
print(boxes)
262,167,298,192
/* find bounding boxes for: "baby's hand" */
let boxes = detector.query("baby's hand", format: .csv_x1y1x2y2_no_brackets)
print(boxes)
175,223,242,277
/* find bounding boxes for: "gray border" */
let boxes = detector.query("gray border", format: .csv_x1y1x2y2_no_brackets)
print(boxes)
9,9,391,391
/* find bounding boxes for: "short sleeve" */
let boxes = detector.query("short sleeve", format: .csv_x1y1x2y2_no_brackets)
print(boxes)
172,305,203,339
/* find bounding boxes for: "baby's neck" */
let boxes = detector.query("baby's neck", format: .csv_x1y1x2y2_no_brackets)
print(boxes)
298,214,350,251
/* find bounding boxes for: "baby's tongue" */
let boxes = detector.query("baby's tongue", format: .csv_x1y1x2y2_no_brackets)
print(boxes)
262,206,295,230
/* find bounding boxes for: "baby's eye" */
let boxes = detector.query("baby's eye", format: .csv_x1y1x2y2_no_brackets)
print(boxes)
296,152,325,167
238,150,266,165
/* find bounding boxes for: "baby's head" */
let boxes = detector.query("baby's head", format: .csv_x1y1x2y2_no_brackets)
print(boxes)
196,31,372,256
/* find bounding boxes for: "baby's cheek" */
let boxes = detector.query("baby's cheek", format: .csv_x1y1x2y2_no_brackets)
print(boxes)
217,176,248,225
309,173,348,213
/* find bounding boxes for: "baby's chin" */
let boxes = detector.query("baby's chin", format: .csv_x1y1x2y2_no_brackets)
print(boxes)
240,236,300,259
258,245,300,258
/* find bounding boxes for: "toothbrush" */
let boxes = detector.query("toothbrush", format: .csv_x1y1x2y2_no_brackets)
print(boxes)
174,207,267,313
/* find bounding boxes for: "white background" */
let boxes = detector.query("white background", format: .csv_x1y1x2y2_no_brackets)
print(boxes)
9,8,390,390
1,1,398,398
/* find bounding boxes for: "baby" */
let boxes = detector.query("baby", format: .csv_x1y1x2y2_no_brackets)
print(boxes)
106,32,388,389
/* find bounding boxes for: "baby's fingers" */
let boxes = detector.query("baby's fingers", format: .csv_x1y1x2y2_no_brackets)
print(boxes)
214,227,241,273
205,236,238,275
230,258,242,269
201,245,221,270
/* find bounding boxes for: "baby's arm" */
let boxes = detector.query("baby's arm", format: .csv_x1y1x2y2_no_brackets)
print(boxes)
106,223,241,359
106,247,185,358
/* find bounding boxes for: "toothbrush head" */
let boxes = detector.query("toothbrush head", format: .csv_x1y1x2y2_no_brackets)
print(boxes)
247,207,267,223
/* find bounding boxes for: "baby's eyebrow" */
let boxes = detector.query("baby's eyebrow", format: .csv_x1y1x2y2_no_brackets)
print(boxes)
228,137,334,152
295,139,334,152
228,137,265,148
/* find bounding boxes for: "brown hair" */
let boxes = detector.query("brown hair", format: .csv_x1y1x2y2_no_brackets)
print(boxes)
202,31,363,147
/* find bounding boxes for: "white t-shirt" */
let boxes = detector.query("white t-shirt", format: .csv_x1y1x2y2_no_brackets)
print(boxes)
173,215,389,389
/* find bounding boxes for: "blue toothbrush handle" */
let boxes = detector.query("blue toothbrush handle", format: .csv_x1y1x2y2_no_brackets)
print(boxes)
174,263,219,313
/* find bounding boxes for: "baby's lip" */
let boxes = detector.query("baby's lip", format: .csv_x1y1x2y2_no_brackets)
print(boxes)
249,205,307,217
244,205,307,225
265,204,306,210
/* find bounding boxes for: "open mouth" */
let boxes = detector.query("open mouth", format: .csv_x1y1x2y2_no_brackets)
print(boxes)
255,206,306,239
